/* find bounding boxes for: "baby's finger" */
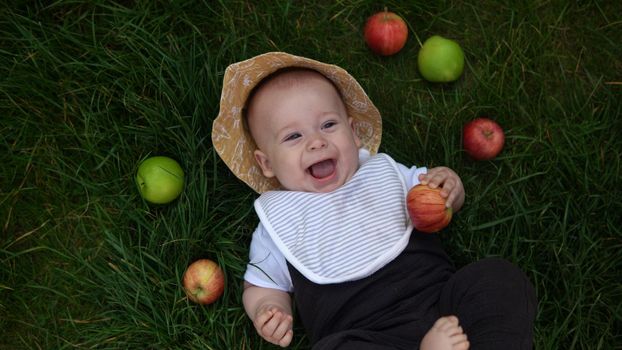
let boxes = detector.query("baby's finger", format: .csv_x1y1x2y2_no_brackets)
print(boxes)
446,193,456,209
273,315,293,343
420,172,438,187
268,311,290,335
426,173,447,189
254,309,274,330
260,316,280,338
441,179,460,208
439,179,456,197
278,329,294,347
418,173,430,185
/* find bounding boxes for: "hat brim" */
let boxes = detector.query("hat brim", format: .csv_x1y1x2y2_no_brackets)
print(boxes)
212,52,382,193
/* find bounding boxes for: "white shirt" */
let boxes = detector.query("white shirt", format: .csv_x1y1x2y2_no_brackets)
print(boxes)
244,149,427,292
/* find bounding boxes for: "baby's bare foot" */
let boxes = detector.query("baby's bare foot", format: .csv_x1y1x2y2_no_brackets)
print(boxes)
420,316,469,350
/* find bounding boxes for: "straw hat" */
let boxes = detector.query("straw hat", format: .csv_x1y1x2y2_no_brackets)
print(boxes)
212,52,382,193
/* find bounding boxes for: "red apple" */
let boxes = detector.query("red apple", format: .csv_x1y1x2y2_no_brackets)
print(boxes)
463,117,505,160
182,259,225,305
407,185,452,233
364,9,408,56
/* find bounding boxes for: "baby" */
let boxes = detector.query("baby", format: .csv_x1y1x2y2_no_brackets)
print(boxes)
212,52,536,350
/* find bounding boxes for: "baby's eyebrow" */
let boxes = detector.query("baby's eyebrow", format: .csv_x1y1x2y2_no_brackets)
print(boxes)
319,110,341,118
274,122,298,139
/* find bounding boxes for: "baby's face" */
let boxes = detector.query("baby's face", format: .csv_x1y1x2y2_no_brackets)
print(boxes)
247,74,361,193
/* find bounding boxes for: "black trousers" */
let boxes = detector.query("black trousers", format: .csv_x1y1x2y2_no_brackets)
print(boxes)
288,231,537,350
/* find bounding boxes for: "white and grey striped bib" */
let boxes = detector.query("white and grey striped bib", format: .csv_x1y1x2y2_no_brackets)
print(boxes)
254,153,412,284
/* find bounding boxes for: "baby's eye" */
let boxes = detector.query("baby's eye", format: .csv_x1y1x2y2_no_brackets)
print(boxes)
284,133,301,142
323,121,337,129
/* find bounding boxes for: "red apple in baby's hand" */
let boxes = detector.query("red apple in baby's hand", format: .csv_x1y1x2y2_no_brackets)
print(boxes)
407,185,452,233
364,9,408,56
183,259,225,305
463,117,505,160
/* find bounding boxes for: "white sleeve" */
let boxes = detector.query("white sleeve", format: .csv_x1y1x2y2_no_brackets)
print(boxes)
244,223,293,292
396,161,428,189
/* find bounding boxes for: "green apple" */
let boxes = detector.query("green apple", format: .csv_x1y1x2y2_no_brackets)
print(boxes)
136,156,184,204
417,35,465,82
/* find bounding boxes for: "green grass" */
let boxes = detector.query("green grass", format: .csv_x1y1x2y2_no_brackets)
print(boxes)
1,1,621,348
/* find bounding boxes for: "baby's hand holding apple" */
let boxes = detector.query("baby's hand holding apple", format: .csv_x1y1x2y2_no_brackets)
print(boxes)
418,167,464,212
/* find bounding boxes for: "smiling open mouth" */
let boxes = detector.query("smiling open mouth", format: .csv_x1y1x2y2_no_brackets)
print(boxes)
308,159,335,179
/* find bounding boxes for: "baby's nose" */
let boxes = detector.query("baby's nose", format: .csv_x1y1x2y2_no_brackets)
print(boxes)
308,135,327,150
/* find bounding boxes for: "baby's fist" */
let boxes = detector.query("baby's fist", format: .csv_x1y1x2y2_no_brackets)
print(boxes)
254,306,294,347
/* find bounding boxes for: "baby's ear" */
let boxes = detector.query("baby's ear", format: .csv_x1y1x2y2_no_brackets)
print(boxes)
254,150,275,178
349,117,362,148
